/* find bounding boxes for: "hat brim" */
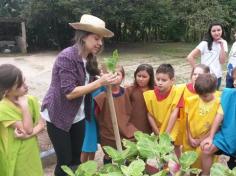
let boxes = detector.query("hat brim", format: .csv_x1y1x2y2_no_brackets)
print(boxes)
69,23,114,38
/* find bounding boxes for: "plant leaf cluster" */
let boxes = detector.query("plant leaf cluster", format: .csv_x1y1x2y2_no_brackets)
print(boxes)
62,132,203,176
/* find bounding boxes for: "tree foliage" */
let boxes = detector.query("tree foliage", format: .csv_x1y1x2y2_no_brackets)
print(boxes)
0,0,236,49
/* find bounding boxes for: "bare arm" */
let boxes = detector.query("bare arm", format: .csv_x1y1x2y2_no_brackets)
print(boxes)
66,73,117,100
21,107,34,134
147,113,159,135
199,131,210,142
31,118,45,135
165,107,179,134
186,114,193,141
208,113,223,138
200,113,223,150
186,48,201,68
219,42,227,64
14,117,45,139
14,96,34,134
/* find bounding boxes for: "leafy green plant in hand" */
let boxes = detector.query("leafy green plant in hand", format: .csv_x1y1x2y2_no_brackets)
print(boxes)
104,49,119,73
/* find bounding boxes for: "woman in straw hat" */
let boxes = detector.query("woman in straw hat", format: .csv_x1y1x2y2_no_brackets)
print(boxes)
41,14,116,176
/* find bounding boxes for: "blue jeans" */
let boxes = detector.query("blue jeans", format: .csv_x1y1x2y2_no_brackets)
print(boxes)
217,77,222,90
226,73,234,88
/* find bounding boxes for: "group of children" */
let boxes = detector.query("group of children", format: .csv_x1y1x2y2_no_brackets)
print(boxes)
1,62,236,176
83,62,236,176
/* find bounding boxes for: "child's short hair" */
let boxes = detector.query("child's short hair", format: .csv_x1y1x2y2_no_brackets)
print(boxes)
134,64,154,89
156,64,174,79
195,73,217,95
191,64,210,78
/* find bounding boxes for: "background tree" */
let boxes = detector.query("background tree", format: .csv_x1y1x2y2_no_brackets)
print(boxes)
0,0,235,49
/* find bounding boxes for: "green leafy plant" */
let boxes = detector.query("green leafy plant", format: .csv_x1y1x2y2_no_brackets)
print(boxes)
135,132,174,169
98,163,123,176
120,159,145,176
104,49,119,73
61,132,202,176
210,163,236,176
164,151,201,175
102,139,138,166
61,160,98,176
151,170,168,176
103,131,201,175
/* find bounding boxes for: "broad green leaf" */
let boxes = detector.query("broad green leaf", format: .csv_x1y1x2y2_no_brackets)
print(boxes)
122,139,136,149
120,159,145,176
156,133,174,155
188,168,201,175
75,160,97,176
135,131,159,159
179,151,198,170
99,164,121,173
232,167,236,175
112,49,119,60
134,131,158,142
122,148,138,160
104,57,115,72
104,49,119,73
159,133,172,145
210,163,230,176
151,170,168,176
162,153,178,163
98,164,123,176
61,165,75,176
136,137,158,159
98,172,123,176
122,139,138,158
103,146,125,165
120,165,129,176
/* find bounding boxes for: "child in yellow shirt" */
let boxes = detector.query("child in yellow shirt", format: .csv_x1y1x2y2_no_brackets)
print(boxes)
175,64,210,146
184,73,223,169
143,64,184,156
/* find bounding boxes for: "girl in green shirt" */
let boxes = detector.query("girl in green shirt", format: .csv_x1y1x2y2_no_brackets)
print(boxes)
0,64,44,176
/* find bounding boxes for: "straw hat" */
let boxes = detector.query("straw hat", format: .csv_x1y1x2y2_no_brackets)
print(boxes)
69,14,114,38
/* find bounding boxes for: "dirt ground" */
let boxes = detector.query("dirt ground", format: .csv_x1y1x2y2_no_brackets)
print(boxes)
0,43,228,175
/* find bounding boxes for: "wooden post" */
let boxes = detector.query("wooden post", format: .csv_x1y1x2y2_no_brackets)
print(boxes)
21,21,27,53
106,85,122,152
